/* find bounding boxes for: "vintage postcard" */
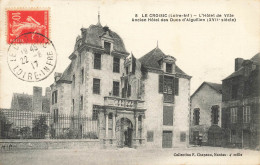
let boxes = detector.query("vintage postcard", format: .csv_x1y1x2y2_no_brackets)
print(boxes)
0,0,259,165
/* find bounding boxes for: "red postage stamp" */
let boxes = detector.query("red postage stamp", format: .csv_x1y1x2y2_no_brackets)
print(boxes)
7,10,49,44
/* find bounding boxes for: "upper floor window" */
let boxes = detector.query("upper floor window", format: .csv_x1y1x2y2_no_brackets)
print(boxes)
211,105,219,125
113,81,120,97
166,63,172,73
80,96,83,110
243,106,250,123
104,42,111,53
72,99,74,112
113,57,120,73
231,107,237,123
163,106,173,126
159,75,179,96
81,68,84,84
79,53,82,64
231,84,238,99
126,66,129,75
194,108,200,125
52,90,58,105
94,53,101,69
72,74,75,88
93,78,100,94
53,109,59,123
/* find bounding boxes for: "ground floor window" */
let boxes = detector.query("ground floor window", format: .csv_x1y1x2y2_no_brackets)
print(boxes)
147,131,154,142
162,131,173,148
180,132,186,142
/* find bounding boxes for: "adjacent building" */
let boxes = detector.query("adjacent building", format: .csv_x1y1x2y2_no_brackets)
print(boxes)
11,86,51,113
50,15,191,148
190,82,222,146
222,53,260,149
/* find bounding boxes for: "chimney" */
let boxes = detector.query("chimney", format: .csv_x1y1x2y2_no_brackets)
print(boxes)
235,58,244,71
33,86,42,112
54,72,62,82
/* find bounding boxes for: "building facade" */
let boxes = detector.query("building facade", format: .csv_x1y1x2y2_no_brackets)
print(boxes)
222,53,260,149
190,82,222,146
50,17,191,148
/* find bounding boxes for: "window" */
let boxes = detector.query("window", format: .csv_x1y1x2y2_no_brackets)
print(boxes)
92,109,98,120
166,63,172,73
211,105,219,125
243,106,250,123
231,107,237,123
180,132,186,142
79,53,82,64
231,84,238,99
104,42,111,53
113,81,120,96
52,90,58,105
72,74,75,88
93,78,100,94
113,57,120,73
80,96,83,110
158,75,179,95
54,109,58,123
194,108,200,125
163,106,173,126
126,66,129,75
81,68,84,84
127,84,131,97
94,53,101,69
72,99,74,112
147,131,154,142
108,113,113,119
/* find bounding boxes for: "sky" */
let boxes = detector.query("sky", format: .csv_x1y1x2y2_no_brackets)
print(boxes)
0,0,260,108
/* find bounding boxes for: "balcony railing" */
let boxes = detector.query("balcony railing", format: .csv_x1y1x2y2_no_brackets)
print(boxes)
104,96,145,110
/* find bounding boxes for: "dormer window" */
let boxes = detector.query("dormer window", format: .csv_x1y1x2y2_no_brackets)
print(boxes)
104,42,111,54
166,63,172,73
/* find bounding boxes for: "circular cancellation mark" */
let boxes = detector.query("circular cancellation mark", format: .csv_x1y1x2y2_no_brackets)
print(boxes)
7,32,57,82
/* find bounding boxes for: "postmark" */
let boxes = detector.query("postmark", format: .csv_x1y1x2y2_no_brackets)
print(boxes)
7,10,49,44
7,32,57,82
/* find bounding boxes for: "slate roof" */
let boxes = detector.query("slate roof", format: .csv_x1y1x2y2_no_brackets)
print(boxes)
81,24,128,54
138,47,189,76
57,60,75,83
191,81,222,98
223,53,260,80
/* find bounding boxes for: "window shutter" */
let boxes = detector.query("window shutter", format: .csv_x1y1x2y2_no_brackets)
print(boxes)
174,78,179,96
159,75,164,93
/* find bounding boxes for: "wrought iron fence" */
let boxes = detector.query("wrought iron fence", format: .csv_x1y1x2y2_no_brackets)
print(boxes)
0,110,98,139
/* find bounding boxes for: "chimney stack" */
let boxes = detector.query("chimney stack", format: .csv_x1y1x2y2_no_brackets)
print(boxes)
235,58,244,71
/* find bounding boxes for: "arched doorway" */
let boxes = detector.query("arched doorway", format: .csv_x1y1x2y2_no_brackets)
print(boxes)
116,118,133,148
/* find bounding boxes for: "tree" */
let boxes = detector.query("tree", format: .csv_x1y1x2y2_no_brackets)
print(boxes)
0,111,12,139
32,115,48,139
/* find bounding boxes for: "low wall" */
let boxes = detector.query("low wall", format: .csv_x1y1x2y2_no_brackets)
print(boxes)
0,139,100,151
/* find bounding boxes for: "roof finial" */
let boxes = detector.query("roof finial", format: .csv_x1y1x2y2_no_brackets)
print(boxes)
156,40,159,48
97,7,101,26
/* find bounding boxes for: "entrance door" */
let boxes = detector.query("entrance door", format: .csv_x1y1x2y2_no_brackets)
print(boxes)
116,118,133,148
193,131,199,144
162,131,172,148
243,130,250,148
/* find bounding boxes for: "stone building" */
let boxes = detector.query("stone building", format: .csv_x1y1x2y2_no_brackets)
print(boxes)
190,82,222,146
50,15,191,148
11,86,51,113
222,53,260,149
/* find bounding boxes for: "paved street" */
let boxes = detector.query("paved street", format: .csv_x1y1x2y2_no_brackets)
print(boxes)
0,146,259,165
